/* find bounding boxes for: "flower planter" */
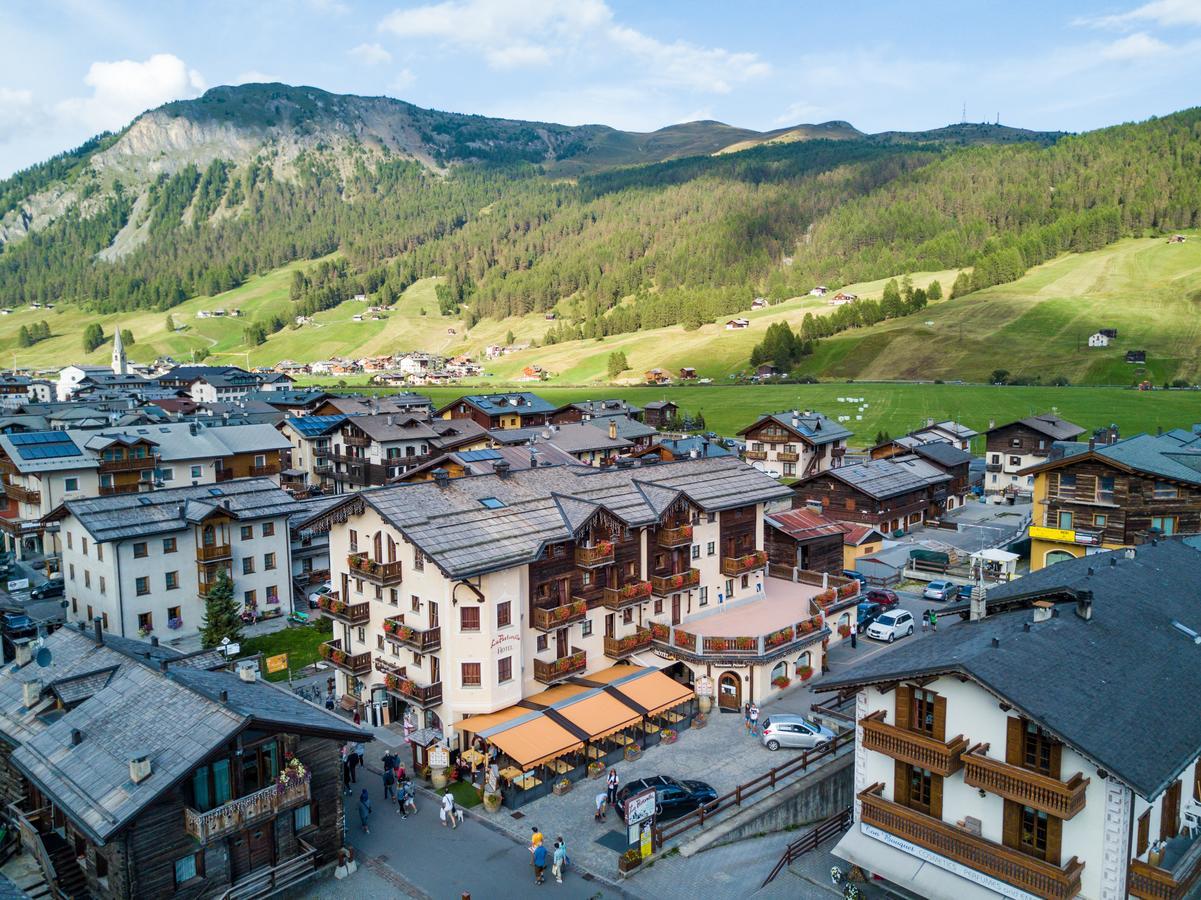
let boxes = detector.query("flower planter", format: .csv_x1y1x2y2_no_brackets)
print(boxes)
587,762,605,779
772,677,791,690
697,694,712,715
624,745,642,762
692,714,708,730
552,779,573,796
798,666,814,682
483,791,503,813
619,852,642,874
661,729,678,745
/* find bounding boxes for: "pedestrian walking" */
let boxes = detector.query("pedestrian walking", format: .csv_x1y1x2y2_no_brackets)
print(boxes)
743,702,752,732
532,842,548,885
921,610,929,632
403,779,418,816
930,609,938,633
440,790,458,828
557,835,570,873
347,748,360,784
383,765,396,801
594,791,608,822
355,741,366,769
358,788,372,834
749,703,760,735
341,746,352,794
606,768,619,806
552,840,567,884
530,825,544,849
353,709,362,726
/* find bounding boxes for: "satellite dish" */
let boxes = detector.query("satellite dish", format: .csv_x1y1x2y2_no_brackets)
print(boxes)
35,647,52,667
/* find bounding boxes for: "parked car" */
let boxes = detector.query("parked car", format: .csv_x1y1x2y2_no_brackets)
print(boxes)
615,776,718,823
865,609,916,643
865,589,899,609
856,601,884,634
760,714,836,752
308,581,333,609
29,580,64,600
843,569,868,583
923,580,957,601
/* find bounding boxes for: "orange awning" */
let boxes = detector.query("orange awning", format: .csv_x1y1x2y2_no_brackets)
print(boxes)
556,691,641,741
577,663,645,685
613,670,694,717
488,717,583,771
455,706,531,734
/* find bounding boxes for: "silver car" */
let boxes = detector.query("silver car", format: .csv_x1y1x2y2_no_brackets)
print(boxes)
760,714,836,751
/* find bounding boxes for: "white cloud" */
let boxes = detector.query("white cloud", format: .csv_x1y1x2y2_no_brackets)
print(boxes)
56,54,205,133
349,42,392,65
390,68,417,94
1100,31,1171,59
0,88,41,143
378,0,768,91
1077,0,1201,30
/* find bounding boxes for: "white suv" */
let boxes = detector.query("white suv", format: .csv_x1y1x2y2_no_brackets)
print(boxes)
866,609,916,643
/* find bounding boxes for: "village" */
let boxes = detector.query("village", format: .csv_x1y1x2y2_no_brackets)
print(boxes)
0,327,1187,899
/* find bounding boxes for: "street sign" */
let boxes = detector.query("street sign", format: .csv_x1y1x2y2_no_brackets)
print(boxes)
6,578,28,592
624,788,656,827
223,642,241,656
265,653,289,674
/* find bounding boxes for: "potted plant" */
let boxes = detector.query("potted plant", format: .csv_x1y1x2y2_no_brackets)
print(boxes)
552,777,573,796
431,766,451,790
838,623,852,638
619,848,643,874
797,664,814,681
661,728,678,745
587,761,605,779
693,712,708,729
483,790,503,813
624,744,642,761
772,675,791,690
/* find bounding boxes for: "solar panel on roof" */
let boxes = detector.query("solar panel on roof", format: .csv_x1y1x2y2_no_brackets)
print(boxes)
17,444,83,460
10,432,73,446
459,449,502,462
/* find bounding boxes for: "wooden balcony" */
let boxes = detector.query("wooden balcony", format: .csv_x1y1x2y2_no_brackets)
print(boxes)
3,483,39,505
777,451,800,462
604,628,653,659
651,568,700,595
344,434,372,447
184,774,311,844
374,657,406,677
318,639,372,676
317,594,371,626
347,552,403,585
251,463,281,477
383,616,441,652
602,581,653,610
744,450,767,460
533,647,587,684
860,710,968,777
962,743,1089,820
721,550,769,577
859,784,1084,900
531,598,588,631
575,542,615,568
215,468,235,482
383,673,442,708
1129,838,1201,900
196,543,232,562
99,483,140,496
656,524,694,548
98,455,156,473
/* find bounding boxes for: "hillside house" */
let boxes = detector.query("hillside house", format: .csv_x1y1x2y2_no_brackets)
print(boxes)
437,393,556,430
830,292,858,306
352,293,368,301
544,311,557,320
984,414,1085,496
644,369,671,385
809,286,828,297
1127,350,1147,364
791,458,953,533
1100,328,1118,339
755,364,780,378
642,401,679,429
1169,234,1187,243
551,399,644,425
738,410,851,480
679,367,697,380
751,298,768,310
871,420,978,458
725,318,750,330
1087,332,1110,347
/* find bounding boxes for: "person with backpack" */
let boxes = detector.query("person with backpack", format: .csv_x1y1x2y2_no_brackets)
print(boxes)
399,779,417,818
382,764,396,801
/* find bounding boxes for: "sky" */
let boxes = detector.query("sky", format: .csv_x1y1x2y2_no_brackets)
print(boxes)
2,0,1201,176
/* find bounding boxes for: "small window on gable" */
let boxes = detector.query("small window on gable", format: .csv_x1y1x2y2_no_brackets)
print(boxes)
479,497,506,509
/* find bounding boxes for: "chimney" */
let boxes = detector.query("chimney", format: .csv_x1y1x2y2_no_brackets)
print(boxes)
1075,589,1094,621
93,616,104,646
1088,436,1096,450
150,636,159,647
1031,600,1054,624
969,591,987,622
926,417,935,428
13,640,31,666
805,499,823,514
129,756,152,784
387,415,393,426
21,680,40,708
238,665,257,683
494,461,511,479
189,422,199,435
609,419,617,441
70,728,83,746
433,468,450,488
1124,547,1137,560
219,689,229,702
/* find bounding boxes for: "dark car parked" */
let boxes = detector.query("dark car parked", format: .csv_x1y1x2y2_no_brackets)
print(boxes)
865,589,899,609
29,580,64,600
615,775,718,823
856,601,884,634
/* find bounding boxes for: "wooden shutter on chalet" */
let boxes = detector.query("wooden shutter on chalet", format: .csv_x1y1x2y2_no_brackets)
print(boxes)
1162,780,1182,841
1046,814,1063,866
929,774,944,820
1002,799,1021,850
1048,740,1062,780
1137,809,1151,856
932,695,947,742
1006,717,1023,765
1194,759,1201,802
895,685,912,730
894,760,910,806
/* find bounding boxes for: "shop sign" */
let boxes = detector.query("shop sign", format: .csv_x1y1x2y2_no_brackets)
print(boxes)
265,653,288,674
624,788,656,826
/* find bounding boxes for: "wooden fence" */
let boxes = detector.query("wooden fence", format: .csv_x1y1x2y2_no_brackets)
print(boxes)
761,807,853,887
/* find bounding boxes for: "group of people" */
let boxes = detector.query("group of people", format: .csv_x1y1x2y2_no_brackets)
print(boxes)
341,740,367,793
743,702,761,735
529,825,570,885
356,750,420,834
594,767,620,821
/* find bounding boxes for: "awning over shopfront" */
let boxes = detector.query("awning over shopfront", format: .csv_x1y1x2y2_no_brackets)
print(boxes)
456,705,534,735
612,670,694,717
487,716,583,771
556,691,642,741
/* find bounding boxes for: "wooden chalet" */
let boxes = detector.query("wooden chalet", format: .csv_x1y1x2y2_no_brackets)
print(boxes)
0,624,367,899
764,507,846,574
791,458,952,534
641,401,679,429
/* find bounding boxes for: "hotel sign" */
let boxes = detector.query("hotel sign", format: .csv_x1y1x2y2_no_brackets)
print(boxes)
1029,525,1074,543
860,823,1042,900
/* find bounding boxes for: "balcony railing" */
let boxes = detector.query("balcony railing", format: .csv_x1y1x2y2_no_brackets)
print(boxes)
383,673,442,707
533,647,587,684
1129,837,1201,900
859,710,968,777
98,455,156,473
99,483,140,497
602,581,653,610
345,434,372,447
962,743,1089,820
650,568,700,595
251,463,281,477
777,452,800,462
656,525,694,548
318,639,372,676
575,542,615,568
197,543,232,562
184,773,311,844
859,784,1084,900
347,552,403,585
383,616,441,652
215,468,235,482
986,462,1002,472
531,598,588,631
317,594,371,626
744,450,767,460
603,629,653,659
721,550,769,577
3,483,39,505
374,657,406,677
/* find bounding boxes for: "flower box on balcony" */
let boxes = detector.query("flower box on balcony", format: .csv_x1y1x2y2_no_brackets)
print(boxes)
650,622,670,642
815,588,837,607
797,665,814,681
673,630,696,651
734,636,755,651
616,581,652,600
764,627,794,649
772,676,791,690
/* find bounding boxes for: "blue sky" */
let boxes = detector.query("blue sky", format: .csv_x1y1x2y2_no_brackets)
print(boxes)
2,0,1200,176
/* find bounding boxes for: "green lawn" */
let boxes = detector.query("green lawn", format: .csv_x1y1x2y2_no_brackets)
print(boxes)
241,619,333,682
438,780,482,809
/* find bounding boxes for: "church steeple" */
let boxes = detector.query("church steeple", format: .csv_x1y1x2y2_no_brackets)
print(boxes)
112,327,127,375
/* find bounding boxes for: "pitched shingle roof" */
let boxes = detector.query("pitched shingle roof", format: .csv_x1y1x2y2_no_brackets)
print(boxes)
988,414,1085,441
766,508,849,541
910,441,974,468
737,411,853,446
801,458,949,499
821,540,1201,799
437,392,558,417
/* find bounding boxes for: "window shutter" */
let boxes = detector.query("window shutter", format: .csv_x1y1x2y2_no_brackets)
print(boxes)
1002,799,1021,850
1006,717,1023,766
1137,809,1150,856
1194,760,1201,802
1049,741,1062,780
929,774,943,821
893,761,910,807
932,695,947,743
1046,814,1063,867
895,685,912,730
1162,781,1181,841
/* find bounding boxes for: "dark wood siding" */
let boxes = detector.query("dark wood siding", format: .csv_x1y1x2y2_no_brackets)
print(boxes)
764,528,843,574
